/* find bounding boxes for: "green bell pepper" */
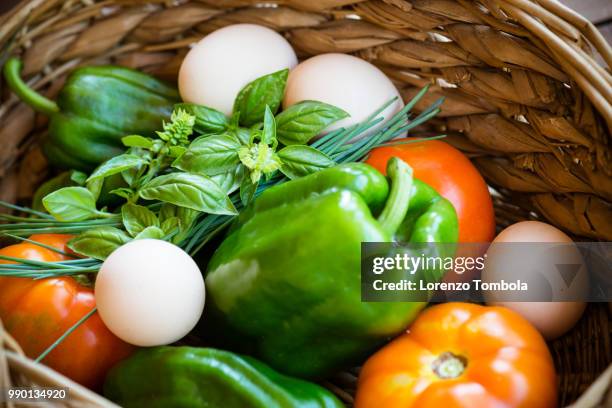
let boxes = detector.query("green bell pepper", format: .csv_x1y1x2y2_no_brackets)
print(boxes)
3,58,179,171
204,158,459,379
104,347,344,408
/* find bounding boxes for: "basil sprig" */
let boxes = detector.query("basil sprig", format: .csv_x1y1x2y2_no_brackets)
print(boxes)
177,100,339,206
43,109,235,259
43,69,349,259
178,92,345,204
170,67,348,204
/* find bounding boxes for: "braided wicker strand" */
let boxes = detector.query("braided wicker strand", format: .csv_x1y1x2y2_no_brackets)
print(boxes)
0,0,610,405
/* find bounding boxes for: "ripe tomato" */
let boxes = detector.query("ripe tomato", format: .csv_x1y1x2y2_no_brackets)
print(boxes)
366,140,495,243
0,234,134,390
355,303,557,408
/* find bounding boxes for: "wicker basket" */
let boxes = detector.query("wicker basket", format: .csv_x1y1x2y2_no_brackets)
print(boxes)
0,0,610,406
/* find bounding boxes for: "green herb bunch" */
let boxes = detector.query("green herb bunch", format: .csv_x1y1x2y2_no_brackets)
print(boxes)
174,69,345,205
32,69,348,260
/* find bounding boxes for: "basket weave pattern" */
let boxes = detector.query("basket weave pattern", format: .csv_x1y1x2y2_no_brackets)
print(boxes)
0,0,611,406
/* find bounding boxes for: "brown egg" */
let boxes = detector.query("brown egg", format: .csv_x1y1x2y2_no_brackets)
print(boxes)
482,221,587,340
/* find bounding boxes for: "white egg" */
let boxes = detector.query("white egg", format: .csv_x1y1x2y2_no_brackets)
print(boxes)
283,53,404,138
179,24,298,116
95,239,205,347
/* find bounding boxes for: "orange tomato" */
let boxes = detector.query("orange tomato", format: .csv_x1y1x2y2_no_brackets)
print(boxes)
0,234,134,390
366,140,495,243
355,303,557,408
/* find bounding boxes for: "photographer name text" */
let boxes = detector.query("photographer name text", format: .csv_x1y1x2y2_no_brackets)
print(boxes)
372,279,529,292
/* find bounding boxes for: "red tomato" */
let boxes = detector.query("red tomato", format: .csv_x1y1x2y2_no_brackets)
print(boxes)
0,234,134,390
367,140,495,243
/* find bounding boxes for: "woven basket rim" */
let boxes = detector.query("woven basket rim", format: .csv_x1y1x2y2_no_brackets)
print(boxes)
0,0,610,406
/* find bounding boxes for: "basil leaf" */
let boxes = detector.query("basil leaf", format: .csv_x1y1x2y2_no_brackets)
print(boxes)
276,101,349,145
231,127,251,145
176,103,229,134
42,187,99,221
110,188,134,200
230,110,241,128
68,227,130,260
177,207,199,230
86,177,104,201
159,205,198,245
159,203,199,229
122,203,159,237
32,172,75,213
87,154,147,182
261,105,276,146
159,203,176,223
121,163,142,187
161,216,180,235
211,164,244,194
149,141,164,154
139,173,237,215
168,146,186,158
121,148,150,187
70,171,88,185
278,145,336,179
122,135,153,149
173,134,241,176
233,69,288,126
134,226,165,240
240,177,258,207
121,171,135,188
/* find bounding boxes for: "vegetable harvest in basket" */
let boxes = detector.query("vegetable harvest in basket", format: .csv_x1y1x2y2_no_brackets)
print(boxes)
0,23,559,408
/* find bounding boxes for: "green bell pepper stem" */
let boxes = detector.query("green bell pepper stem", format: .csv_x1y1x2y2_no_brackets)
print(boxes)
377,157,413,236
3,58,59,116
